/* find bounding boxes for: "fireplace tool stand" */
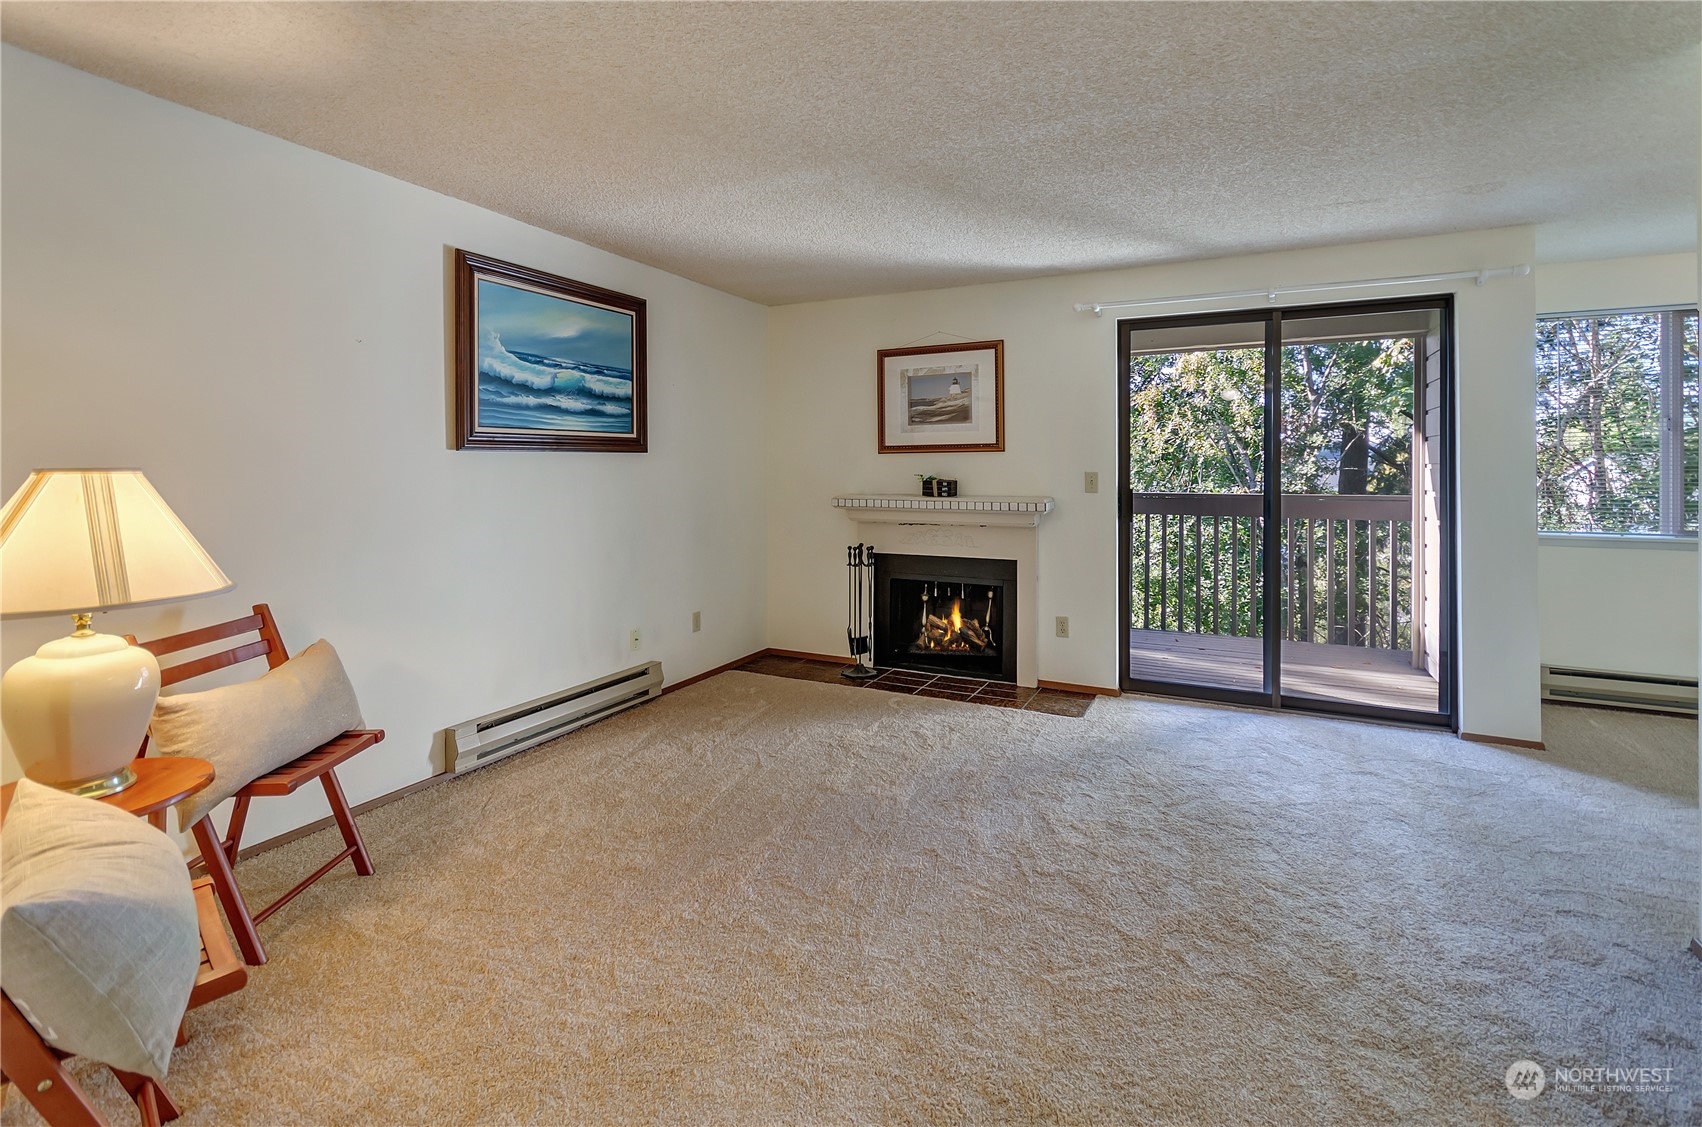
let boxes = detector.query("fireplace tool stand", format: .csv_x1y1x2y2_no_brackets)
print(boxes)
842,543,879,679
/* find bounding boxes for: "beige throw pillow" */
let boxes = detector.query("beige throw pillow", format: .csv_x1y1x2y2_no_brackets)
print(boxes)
1,779,200,1080
148,639,364,829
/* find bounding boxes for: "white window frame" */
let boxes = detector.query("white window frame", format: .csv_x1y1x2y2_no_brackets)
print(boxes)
1535,304,1698,541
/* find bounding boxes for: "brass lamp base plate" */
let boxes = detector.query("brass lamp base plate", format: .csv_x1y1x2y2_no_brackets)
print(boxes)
61,766,138,799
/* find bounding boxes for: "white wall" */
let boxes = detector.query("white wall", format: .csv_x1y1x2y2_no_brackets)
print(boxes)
1533,253,1699,678
0,48,771,845
1536,253,1697,315
1537,541,1697,677
766,229,1544,742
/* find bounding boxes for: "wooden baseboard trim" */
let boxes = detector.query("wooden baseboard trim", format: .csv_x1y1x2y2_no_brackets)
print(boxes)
235,771,448,862
1460,731,1546,751
764,647,852,664
1038,679,1121,697
663,650,767,696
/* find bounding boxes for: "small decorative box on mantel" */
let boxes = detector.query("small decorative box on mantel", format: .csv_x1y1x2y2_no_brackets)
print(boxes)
920,477,959,498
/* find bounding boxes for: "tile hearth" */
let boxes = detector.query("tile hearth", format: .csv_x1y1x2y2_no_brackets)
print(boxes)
739,654,1095,717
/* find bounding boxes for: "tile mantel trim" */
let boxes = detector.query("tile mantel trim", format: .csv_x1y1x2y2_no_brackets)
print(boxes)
832,494,1056,528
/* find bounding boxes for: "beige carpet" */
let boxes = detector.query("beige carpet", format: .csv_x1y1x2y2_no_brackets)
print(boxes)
5,674,1697,1125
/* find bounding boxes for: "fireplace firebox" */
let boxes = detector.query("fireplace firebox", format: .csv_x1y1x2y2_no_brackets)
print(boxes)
873,553,1018,682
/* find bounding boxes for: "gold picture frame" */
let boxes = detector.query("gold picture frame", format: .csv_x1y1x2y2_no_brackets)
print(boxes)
876,340,1004,453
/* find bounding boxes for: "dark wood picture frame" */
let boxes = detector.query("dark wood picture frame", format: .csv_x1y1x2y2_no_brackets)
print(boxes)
454,249,648,451
876,339,1004,453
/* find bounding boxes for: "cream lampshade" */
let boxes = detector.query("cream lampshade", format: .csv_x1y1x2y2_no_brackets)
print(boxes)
0,470,233,796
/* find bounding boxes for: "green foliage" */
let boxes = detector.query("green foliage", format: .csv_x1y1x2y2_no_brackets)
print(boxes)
1279,340,1412,496
1128,337,1418,649
1127,339,1413,495
1128,347,1264,493
1535,312,1698,534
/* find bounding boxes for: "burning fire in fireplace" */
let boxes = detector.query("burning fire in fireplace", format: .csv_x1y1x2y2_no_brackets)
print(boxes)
913,584,998,655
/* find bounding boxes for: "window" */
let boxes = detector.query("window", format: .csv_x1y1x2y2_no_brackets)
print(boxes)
1535,308,1699,536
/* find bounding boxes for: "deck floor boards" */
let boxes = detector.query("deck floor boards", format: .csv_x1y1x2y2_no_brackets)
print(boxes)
1128,629,1440,713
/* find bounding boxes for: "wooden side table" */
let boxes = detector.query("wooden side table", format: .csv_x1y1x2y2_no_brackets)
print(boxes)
0,754,246,1127
1,757,214,831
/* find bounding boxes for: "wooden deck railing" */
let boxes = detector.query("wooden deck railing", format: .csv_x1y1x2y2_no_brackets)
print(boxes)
1129,493,1414,650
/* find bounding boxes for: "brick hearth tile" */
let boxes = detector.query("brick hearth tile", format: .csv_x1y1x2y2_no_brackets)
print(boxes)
972,683,1034,703
914,687,979,702
737,660,1089,717
930,675,989,692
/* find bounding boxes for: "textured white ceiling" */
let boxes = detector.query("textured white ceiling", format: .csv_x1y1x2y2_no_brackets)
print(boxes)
3,2,1697,305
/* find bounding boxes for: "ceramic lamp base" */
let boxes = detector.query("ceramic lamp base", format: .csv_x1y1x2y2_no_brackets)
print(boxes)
0,621,159,798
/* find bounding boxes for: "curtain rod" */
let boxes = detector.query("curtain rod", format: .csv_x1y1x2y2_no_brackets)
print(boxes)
1073,265,1531,317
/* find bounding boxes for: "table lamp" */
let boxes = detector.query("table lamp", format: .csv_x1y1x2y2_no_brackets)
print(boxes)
0,470,233,797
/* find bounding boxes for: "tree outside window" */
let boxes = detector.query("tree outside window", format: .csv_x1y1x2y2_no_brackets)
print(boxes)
1535,309,1699,536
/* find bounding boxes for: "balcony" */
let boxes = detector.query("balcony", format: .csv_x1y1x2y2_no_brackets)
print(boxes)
1128,492,1440,712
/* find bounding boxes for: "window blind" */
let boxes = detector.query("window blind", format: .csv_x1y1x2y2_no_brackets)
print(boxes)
1535,309,1699,536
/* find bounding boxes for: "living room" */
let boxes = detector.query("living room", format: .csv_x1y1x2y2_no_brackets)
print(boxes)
1,4,1697,1124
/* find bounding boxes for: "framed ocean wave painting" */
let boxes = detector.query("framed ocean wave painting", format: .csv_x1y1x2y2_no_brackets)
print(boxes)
454,250,647,451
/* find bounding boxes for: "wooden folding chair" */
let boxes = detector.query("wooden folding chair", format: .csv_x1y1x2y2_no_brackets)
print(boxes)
0,874,247,1125
130,604,385,967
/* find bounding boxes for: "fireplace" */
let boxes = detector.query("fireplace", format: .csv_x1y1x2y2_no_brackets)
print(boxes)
874,553,1018,682
835,492,1053,687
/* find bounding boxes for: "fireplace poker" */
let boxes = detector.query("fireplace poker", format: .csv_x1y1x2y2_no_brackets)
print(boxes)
842,543,879,679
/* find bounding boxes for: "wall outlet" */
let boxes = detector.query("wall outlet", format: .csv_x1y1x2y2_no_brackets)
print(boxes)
629,628,641,651
692,611,702,633
1055,616,1069,638
1084,471,1099,494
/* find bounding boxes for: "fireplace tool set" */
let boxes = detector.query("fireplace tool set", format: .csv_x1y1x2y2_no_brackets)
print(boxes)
842,543,879,679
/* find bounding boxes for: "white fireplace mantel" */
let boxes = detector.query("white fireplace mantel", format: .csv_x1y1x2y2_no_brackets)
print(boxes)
831,494,1055,528
833,493,1054,686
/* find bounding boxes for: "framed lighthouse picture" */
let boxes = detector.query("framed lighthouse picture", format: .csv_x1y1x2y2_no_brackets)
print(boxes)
876,340,1004,453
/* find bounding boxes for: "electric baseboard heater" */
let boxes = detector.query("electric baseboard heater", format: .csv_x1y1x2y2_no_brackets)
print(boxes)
447,661,663,775
1540,664,1698,717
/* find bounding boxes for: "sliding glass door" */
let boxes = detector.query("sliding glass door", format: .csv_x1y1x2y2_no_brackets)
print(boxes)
1122,316,1272,697
1119,297,1455,726
1276,307,1446,714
